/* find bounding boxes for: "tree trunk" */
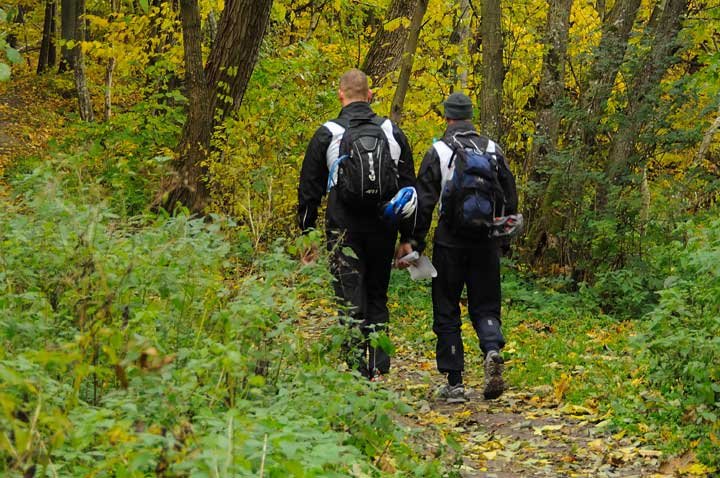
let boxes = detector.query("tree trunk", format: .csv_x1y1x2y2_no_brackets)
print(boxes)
73,0,93,121
361,0,416,85
37,0,57,74
59,0,77,72
104,58,116,121
523,0,574,261
694,104,720,167
204,0,273,124
480,0,503,139
390,0,429,124
580,0,641,143
527,0,573,173
603,0,688,194
165,0,210,213
104,0,119,121
163,0,273,213
444,0,471,89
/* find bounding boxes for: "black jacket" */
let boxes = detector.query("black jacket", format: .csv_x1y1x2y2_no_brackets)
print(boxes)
412,121,518,251
297,101,416,238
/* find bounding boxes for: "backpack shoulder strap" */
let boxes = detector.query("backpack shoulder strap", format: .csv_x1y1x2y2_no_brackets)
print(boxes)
370,115,386,127
323,120,347,192
449,130,487,152
375,116,402,162
433,140,456,191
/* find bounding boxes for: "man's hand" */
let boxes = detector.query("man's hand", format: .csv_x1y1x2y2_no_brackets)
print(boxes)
394,242,414,269
300,244,319,265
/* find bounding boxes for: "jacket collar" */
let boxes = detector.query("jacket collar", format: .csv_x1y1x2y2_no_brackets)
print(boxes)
338,101,375,119
443,120,476,138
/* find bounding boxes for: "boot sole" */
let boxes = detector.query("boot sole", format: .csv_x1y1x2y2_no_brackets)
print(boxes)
484,358,505,400
483,375,505,399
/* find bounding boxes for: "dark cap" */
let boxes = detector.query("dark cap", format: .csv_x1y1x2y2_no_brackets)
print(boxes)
443,92,473,120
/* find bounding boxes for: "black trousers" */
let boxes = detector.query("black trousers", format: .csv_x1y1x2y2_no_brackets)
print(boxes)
327,228,396,377
432,243,506,373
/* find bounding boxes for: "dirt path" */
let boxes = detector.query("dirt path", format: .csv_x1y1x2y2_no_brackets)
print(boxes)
387,349,668,477
0,76,67,181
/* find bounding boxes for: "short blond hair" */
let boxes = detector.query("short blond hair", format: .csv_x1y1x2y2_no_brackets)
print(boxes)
339,69,369,101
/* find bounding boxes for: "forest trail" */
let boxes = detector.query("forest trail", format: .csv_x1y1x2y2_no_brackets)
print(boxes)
387,348,673,477
0,77,66,181
1,73,704,477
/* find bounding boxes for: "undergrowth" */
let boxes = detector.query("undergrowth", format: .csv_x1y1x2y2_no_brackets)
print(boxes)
0,159,449,476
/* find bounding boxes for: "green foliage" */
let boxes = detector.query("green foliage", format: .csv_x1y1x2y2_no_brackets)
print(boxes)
7,94,184,216
0,7,22,81
630,214,720,465
0,159,444,476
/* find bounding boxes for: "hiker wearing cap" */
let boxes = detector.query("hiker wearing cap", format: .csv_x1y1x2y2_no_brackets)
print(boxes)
396,92,519,402
297,69,417,381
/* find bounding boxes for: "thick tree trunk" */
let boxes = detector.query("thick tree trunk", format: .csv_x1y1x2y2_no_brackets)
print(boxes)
527,0,573,173
73,0,93,121
603,0,688,195
480,0,503,139
390,0,429,124
580,0,641,143
165,0,210,212
59,0,77,72
164,0,273,213
361,0,416,85
524,0,574,261
204,0,273,124
37,0,57,74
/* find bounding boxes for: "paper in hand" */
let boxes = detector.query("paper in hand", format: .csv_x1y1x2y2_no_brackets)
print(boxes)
407,255,437,281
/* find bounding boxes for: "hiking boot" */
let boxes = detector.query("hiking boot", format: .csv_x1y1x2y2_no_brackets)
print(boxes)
437,383,467,403
483,350,505,400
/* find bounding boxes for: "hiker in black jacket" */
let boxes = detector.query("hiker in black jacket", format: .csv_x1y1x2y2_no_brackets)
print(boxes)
396,92,518,401
297,69,416,380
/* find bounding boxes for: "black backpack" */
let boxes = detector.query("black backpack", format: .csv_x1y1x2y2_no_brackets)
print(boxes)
440,132,506,236
333,117,399,210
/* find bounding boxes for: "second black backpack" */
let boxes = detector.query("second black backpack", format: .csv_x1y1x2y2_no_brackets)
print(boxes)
440,133,506,236
334,117,399,210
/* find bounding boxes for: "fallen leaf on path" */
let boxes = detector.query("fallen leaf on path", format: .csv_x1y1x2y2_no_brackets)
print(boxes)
659,450,696,475
588,438,605,452
533,424,564,435
638,449,662,458
553,373,570,402
679,463,716,476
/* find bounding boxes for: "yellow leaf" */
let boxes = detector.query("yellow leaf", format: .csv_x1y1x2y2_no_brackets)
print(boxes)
558,403,594,416
483,450,497,460
553,373,570,402
679,463,715,476
533,424,564,435
588,438,605,452
384,17,410,33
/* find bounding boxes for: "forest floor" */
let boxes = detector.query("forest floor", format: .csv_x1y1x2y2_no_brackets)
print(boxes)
386,347,674,477
0,75,69,182
303,279,692,478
